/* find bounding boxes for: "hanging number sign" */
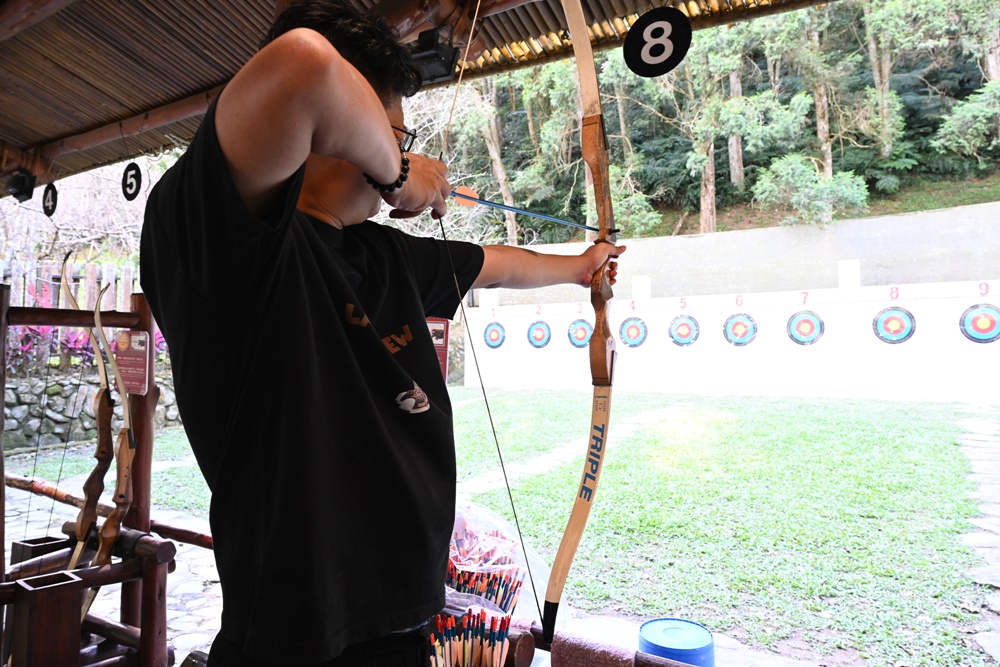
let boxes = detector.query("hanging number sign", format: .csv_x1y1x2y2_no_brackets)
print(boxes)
121,162,141,201
623,6,692,78
42,183,58,217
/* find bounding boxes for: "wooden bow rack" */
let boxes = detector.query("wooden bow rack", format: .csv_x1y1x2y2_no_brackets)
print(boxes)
0,284,173,667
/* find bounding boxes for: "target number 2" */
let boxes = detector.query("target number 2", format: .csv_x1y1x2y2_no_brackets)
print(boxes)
623,7,692,78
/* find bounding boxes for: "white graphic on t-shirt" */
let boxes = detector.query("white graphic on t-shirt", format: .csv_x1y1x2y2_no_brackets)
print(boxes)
396,382,430,414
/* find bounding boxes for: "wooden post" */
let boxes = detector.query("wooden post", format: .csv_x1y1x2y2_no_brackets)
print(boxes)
122,293,158,627
139,560,169,667
0,284,9,569
85,262,99,310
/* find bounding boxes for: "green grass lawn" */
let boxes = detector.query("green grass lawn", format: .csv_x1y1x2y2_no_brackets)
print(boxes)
457,391,989,666
6,391,992,665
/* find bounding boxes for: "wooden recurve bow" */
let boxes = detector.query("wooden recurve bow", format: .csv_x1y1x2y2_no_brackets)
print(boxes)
60,260,116,572
541,0,619,644
81,284,136,619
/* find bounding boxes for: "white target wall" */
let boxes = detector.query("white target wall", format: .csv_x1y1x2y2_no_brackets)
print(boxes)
462,203,1000,406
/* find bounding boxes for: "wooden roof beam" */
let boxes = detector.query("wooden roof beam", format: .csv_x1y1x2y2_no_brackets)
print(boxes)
0,0,80,43
0,84,225,181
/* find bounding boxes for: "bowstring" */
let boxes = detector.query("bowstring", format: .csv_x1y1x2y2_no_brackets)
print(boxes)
435,221,543,623
435,0,544,621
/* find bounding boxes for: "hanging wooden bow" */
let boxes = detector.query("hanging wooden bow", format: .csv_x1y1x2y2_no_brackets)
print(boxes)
59,259,116,574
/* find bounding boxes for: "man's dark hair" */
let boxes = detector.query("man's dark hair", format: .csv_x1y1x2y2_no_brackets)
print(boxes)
262,0,421,100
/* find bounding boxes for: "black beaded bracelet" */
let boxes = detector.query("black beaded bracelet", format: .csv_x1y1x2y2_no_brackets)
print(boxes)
364,152,410,193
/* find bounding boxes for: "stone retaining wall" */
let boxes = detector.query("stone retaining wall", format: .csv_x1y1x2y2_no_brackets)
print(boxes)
3,374,181,451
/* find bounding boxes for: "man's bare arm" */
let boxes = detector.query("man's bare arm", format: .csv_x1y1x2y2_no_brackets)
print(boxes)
215,29,448,220
473,243,625,290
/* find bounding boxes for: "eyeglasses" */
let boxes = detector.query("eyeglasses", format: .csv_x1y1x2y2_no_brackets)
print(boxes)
391,126,417,152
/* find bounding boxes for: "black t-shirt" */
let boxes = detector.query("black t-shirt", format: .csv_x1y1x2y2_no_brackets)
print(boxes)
140,101,483,663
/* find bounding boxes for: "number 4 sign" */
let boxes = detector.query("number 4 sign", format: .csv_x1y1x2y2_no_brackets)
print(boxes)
623,7,692,78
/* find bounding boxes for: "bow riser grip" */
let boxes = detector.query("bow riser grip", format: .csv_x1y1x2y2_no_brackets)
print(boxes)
590,265,616,386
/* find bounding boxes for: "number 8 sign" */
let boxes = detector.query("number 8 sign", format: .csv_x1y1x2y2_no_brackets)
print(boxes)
623,7,692,78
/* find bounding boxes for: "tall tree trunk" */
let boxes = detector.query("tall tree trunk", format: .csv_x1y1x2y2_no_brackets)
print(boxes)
479,80,519,245
810,26,833,178
766,55,782,95
728,70,745,191
861,0,895,158
987,27,1000,82
614,78,630,151
525,98,539,151
814,81,833,178
699,142,717,234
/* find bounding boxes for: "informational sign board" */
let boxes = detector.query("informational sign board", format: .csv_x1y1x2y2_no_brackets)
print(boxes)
113,330,150,396
427,317,450,380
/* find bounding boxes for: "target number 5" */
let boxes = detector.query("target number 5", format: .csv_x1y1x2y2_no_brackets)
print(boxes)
623,7,692,78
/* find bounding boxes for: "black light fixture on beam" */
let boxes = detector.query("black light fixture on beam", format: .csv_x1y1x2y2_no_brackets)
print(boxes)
4,169,36,203
410,28,460,86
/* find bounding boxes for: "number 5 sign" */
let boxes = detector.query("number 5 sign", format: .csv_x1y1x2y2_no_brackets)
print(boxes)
623,7,692,78
121,161,142,201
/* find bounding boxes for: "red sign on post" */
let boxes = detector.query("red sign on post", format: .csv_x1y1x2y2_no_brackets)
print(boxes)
427,317,450,381
113,330,150,396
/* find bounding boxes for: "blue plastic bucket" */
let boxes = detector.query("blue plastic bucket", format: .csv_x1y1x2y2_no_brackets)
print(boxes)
638,618,715,667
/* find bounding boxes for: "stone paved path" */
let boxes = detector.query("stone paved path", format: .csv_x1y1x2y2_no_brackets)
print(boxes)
4,462,220,665
957,404,1000,662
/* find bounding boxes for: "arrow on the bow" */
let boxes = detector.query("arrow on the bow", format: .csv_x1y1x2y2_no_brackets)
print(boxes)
451,185,602,233
541,0,619,644
59,258,116,572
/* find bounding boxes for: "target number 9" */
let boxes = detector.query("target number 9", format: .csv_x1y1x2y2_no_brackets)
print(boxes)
623,7,692,78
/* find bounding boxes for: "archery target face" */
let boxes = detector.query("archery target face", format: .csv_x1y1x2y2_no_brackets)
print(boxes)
484,322,505,349
668,315,699,346
619,317,648,347
787,311,825,345
568,319,594,348
723,314,757,346
873,307,915,344
960,304,999,343
528,321,552,348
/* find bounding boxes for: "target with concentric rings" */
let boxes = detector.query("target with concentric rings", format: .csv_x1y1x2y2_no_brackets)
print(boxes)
619,317,648,347
787,311,825,345
568,319,593,348
527,321,552,348
483,322,505,349
873,307,915,344
723,313,757,346
668,315,699,346
959,304,999,343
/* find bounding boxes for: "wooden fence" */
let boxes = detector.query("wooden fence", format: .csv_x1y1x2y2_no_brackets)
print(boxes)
1,259,138,313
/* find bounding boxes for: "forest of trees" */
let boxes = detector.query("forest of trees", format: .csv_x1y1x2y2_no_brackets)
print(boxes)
2,0,999,265
395,0,1000,246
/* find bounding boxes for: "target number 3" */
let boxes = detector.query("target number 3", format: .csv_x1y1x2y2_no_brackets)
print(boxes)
623,7,692,78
